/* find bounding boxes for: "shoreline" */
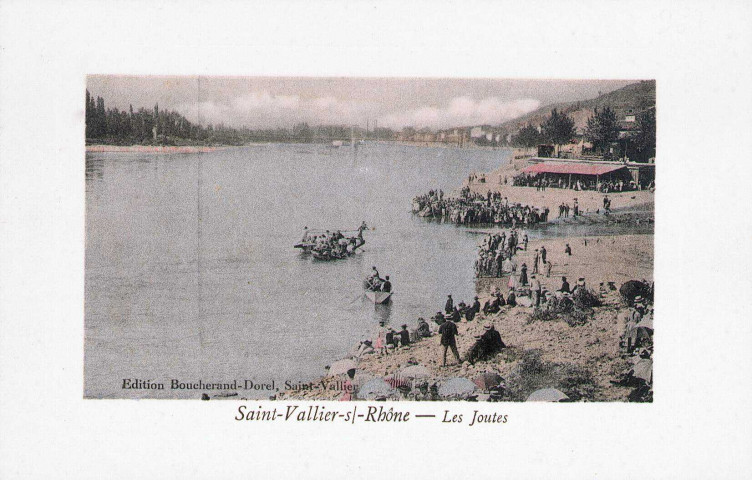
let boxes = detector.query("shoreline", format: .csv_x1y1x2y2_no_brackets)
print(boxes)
86,145,227,154
282,232,652,402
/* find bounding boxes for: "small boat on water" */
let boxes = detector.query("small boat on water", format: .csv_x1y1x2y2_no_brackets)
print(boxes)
295,223,368,261
365,290,393,304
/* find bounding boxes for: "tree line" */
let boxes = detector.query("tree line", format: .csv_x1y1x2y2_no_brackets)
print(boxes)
511,106,656,162
85,90,397,146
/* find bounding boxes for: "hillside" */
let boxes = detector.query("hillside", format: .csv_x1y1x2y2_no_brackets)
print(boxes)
500,80,656,135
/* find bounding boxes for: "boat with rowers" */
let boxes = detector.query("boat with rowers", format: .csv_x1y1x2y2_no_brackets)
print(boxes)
363,267,393,304
294,222,368,260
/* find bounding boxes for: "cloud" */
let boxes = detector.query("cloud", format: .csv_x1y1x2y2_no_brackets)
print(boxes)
379,97,541,130
180,91,540,130
181,91,375,129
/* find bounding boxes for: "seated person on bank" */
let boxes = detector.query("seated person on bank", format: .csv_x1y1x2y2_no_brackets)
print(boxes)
467,323,506,365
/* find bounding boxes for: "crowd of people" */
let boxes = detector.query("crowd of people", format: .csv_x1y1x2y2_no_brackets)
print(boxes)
613,290,654,402
412,189,549,227
512,173,640,193
475,229,527,278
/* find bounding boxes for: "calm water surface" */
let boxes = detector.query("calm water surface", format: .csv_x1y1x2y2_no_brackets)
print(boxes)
85,143,518,398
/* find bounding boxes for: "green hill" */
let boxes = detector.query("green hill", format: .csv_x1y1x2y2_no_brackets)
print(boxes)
500,80,656,135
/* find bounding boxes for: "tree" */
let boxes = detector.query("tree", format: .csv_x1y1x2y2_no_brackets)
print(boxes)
541,108,575,156
292,122,313,143
85,90,94,138
633,108,656,162
585,106,619,155
513,124,543,148
95,96,106,137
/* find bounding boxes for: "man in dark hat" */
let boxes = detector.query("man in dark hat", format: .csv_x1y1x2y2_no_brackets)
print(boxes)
385,327,397,349
381,275,392,292
433,311,446,326
445,294,454,314
399,324,410,346
466,297,479,322
471,296,481,315
438,318,461,366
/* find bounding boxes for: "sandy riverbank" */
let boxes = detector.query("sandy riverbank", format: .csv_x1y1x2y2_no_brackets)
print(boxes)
283,233,652,402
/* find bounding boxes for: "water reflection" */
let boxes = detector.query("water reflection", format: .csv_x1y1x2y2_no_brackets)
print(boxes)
372,302,392,325
85,157,103,182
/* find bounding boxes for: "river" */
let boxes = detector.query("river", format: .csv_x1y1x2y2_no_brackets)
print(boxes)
84,142,650,399
85,143,517,398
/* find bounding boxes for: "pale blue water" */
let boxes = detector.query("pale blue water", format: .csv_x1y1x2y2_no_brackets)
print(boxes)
85,143,515,398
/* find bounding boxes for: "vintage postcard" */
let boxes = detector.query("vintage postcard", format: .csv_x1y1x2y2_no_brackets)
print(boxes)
4,1,752,478
85,76,655,403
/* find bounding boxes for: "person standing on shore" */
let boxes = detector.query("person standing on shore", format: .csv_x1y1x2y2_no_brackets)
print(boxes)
545,260,552,278
523,234,529,251
540,245,547,264
565,243,572,256
495,251,504,277
445,295,454,314
375,321,387,355
519,263,529,286
439,319,461,367
533,249,540,274
531,275,542,307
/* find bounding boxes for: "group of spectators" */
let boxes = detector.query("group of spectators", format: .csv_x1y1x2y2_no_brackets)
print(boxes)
474,229,525,278
412,189,549,227
512,173,640,193
613,289,654,402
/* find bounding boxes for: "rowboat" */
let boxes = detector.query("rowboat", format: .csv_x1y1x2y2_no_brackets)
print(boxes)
365,290,393,304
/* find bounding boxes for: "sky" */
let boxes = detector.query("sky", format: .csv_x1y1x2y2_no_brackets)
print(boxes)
87,76,637,130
